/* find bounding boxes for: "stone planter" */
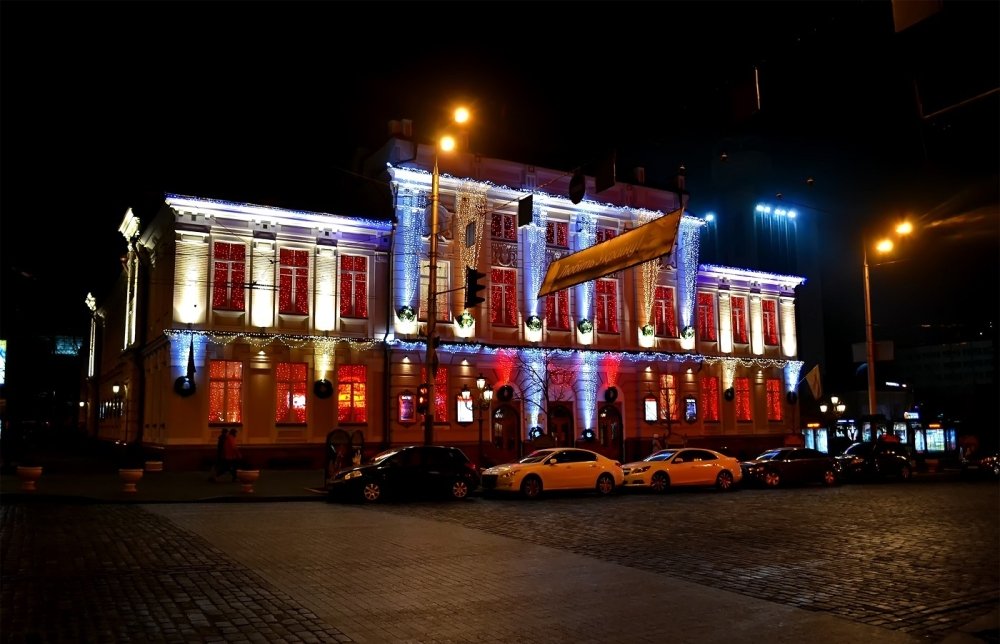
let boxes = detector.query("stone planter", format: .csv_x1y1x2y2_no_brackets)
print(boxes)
236,469,260,494
144,460,164,472
118,468,144,493
16,465,43,492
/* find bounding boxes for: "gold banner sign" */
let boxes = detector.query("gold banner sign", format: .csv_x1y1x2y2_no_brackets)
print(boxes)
537,208,682,298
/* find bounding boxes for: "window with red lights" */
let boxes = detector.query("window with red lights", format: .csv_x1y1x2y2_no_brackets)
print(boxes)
212,242,246,311
420,367,449,422
731,296,748,344
654,286,678,337
735,377,752,422
490,267,518,326
339,255,368,319
700,376,720,421
275,362,307,423
762,299,779,345
208,360,242,423
697,292,717,341
279,248,309,315
596,227,617,243
491,213,517,240
766,378,783,421
545,289,570,330
337,365,367,423
546,221,568,248
418,260,450,321
658,374,679,421
595,278,619,333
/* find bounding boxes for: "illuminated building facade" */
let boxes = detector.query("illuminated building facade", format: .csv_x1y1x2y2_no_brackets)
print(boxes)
86,141,808,469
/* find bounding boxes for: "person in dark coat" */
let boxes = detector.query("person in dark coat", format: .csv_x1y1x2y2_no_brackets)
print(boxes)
223,428,243,482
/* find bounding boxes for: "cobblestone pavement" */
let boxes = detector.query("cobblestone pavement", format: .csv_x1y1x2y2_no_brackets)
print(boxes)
370,478,1000,641
2,479,996,643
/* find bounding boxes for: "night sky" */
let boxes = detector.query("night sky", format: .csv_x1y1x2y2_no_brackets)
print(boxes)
2,2,997,363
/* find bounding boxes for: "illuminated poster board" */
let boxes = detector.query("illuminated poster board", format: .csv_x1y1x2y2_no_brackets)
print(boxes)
398,392,415,424
456,397,473,424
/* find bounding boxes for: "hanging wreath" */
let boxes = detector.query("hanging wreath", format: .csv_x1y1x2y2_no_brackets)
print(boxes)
526,315,542,332
641,324,655,337
577,318,594,334
581,428,596,441
604,387,619,402
457,312,475,328
496,385,515,402
681,326,695,340
397,305,416,323
724,387,735,401
528,426,544,440
173,376,196,397
314,379,334,399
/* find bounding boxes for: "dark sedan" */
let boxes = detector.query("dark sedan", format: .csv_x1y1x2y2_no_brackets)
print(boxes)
741,447,840,488
327,445,480,503
834,441,914,482
960,449,1000,479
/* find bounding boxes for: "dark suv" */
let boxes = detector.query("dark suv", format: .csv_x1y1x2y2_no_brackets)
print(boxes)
327,445,480,503
741,447,840,487
835,441,914,482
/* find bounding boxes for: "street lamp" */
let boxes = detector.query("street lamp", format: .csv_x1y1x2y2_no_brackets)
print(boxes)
424,106,471,446
862,221,913,418
476,374,493,466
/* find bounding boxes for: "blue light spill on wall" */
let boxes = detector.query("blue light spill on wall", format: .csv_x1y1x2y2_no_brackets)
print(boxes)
522,347,546,430
524,209,546,318
579,352,598,432
575,213,597,321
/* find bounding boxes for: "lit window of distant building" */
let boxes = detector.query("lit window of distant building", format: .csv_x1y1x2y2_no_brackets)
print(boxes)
209,360,242,423
762,299,779,346
701,376,720,421
337,365,367,423
654,286,678,337
546,221,568,248
276,362,307,423
339,255,368,319
212,242,246,311
419,260,450,321
735,377,751,422
697,292,717,341
490,267,518,326
545,288,570,330
278,248,309,315
766,378,783,421
596,278,619,333
491,213,517,240
731,295,748,344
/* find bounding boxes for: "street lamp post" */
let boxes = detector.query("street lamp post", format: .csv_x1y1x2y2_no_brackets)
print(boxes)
475,373,493,467
424,106,471,446
819,395,847,452
861,222,913,419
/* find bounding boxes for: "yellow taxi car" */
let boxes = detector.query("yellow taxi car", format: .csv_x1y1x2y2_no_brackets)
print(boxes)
480,447,624,499
621,447,742,492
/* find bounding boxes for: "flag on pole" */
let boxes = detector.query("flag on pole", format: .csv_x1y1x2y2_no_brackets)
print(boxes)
804,365,822,400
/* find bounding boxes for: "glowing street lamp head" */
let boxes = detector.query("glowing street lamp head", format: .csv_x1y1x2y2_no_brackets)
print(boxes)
453,106,470,124
439,135,456,153
875,238,894,254
896,221,913,236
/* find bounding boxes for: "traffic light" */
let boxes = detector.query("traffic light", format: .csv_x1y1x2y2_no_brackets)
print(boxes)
417,383,430,415
465,266,487,308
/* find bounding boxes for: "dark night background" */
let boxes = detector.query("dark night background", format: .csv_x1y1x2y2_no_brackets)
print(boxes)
2,2,997,427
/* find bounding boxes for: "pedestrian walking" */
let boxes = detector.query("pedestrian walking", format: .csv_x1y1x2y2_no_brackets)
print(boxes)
210,427,229,482
224,428,243,482
651,433,663,453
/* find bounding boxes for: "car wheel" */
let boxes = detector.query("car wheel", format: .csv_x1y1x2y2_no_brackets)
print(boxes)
822,469,838,486
899,465,912,481
361,481,382,503
650,471,669,493
450,480,470,500
716,470,734,491
764,469,781,488
520,476,542,499
596,473,616,496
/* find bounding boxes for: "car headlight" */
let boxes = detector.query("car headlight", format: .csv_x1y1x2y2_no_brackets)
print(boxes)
631,465,650,474
343,470,362,480
499,470,517,480
851,456,864,465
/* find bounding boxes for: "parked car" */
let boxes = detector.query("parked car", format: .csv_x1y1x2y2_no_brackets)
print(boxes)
834,441,914,482
327,445,480,503
741,447,839,488
960,449,1000,479
621,448,742,492
480,448,623,499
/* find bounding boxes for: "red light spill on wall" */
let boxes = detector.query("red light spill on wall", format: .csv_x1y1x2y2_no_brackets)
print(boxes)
602,354,622,387
496,349,515,386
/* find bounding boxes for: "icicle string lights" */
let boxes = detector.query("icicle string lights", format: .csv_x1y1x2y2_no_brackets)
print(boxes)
677,217,701,330
397,188,423,306
165,329,380,352
455,182,489,273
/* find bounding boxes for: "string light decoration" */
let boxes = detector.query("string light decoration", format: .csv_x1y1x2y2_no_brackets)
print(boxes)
784,361,804,392
521,347,546,431
165,329,380,352
574,213,597,324
580,352,598,433
640,260,659,327
396,187,424,307
524,210,546,319
676,217,702,332
455,182,489,275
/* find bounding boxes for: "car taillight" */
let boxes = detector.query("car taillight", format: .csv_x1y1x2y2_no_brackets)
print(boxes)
466,462,479,472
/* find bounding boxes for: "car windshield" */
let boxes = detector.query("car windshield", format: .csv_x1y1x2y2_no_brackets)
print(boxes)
754,450,782,461
843,443,872,456
645,450,677,462
519,450,556,464
371,448,403,464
